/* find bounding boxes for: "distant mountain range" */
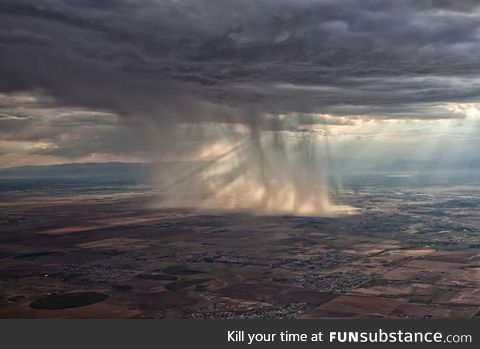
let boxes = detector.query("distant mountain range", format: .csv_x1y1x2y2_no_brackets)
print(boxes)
1,159,480,179
0,162,149,178
369,159,480,173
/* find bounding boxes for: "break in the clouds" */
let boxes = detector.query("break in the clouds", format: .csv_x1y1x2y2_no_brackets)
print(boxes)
1,0,480,167
0,91,143,167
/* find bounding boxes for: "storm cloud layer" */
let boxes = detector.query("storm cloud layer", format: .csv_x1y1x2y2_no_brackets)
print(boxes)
1,0,480,123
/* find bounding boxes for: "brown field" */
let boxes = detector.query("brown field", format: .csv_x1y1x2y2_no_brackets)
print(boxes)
1,188,479,319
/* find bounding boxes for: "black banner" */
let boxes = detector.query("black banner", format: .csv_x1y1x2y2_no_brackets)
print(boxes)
0,320,477,348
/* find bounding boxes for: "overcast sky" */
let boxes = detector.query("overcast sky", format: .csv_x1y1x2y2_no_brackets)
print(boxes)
1,0,480,168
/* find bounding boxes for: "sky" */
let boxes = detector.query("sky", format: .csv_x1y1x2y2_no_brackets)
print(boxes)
1,0,480,169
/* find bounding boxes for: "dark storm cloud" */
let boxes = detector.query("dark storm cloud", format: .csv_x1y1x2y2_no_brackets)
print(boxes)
0,29,51,46
1,0,480,125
